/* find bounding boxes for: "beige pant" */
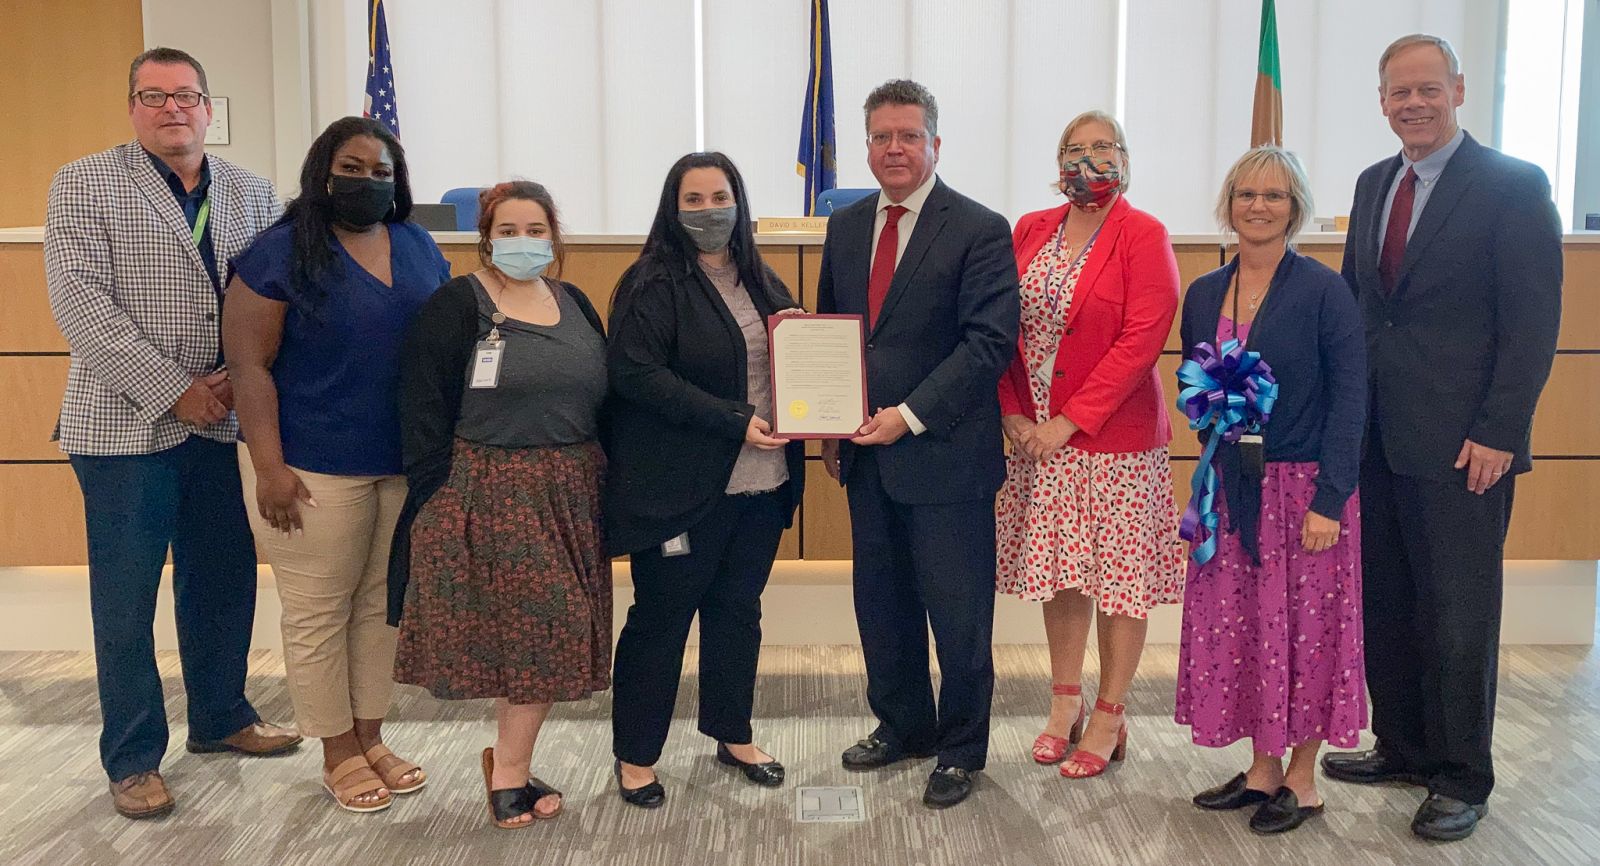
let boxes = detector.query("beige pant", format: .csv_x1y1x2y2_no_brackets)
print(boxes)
238,444,407,738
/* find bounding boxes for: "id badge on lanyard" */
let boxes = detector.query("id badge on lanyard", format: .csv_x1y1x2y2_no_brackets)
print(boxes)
469,316,507,389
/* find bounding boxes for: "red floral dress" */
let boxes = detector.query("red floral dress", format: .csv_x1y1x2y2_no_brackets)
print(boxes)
994,232,1185,617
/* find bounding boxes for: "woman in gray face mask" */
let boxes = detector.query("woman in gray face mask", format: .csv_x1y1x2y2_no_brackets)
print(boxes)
605,152,806,808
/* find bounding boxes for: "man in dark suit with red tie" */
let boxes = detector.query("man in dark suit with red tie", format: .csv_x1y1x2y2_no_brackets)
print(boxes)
1321,34,1562,842
816,79,1019,809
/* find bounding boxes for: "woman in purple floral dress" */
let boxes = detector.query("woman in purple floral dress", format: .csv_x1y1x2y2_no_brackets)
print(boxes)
1174,147,1367,834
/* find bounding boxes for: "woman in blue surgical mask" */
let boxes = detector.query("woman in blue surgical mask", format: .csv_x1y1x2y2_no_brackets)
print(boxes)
605,152,806,808
389,181,611,829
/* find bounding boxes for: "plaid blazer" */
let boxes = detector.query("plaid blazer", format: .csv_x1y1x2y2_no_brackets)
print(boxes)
44,142,281,455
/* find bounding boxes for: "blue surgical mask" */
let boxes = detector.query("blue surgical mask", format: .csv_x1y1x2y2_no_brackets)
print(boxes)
490,236,555,281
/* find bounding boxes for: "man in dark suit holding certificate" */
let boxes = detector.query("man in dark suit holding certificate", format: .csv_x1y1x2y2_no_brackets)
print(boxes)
1320,34,1561,842
816,79,1019,808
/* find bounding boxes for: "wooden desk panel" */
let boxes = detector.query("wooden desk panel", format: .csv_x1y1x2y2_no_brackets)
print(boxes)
0,246,66,352
1561,246,1600,349
1532,355,1600,457
1158,354,1200,458
0,464,87,567
5,239,1600,566
1506,461,1600,559
800,248,822,311
0,356,68,460
801,461,852,560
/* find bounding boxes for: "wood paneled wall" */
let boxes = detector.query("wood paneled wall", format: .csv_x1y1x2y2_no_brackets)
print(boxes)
3,239,1597,565
0,1,144,227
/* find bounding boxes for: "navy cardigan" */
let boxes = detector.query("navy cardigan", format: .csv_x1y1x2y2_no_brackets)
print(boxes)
1179,249,1366,558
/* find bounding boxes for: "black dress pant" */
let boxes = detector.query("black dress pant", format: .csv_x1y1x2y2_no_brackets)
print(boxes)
1360,422,1514,805
611,487,787,766
846,449,997,771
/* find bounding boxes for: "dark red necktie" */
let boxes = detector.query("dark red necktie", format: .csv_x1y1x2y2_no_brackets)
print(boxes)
1379,167,1417,294
867,205,908,326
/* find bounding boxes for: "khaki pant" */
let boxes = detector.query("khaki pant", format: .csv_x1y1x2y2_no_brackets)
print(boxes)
238,444,406,738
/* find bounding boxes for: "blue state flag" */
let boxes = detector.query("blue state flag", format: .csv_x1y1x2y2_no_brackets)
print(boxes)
797,0,836,215
363,0,400,136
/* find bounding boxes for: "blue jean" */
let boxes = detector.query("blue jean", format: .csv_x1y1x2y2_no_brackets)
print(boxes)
70,435,261,781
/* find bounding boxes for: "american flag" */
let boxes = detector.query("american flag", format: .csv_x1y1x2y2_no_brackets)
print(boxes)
363,0,400,136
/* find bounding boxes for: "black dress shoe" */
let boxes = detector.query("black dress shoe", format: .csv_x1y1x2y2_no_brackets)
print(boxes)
1249,787,1324,834
716,743,785,787
1320,749,1427,786
613,760,666,809
1411,794,1487,842
841,733,929,770
922,765,975,809
1193,773,1274,811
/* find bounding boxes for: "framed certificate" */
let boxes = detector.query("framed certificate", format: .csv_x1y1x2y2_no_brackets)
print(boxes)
767,313,869,439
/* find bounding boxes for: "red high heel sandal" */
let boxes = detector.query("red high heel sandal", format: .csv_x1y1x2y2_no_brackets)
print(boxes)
1059,698,1128,779
1031,683,1086,764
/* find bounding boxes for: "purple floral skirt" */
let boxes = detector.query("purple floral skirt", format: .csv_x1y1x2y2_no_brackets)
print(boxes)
1174,462,1366,755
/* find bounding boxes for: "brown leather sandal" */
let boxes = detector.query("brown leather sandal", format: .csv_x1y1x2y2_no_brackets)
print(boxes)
364,743,427,794
323,755,392,813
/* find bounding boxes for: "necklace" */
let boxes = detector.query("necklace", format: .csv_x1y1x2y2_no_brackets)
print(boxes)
484,271,553,341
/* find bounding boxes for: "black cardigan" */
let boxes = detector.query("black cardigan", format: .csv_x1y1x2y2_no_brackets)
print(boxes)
604,255,806,556
1179,249,1366,560
385,274,605,626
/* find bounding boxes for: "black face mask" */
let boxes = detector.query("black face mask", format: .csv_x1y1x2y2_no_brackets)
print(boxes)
327,175,396,227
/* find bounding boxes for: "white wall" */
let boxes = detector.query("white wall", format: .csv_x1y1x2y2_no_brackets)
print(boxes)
145,0,1529,233
142,0,280,184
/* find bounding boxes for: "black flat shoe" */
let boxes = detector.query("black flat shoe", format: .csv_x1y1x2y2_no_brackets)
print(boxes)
1249,787,1324,834
716,742,785,787
1411,794,1487,842
841,732,931,770
922,765,975,809
1193,773,1274,811
613,760,666,809
1320,749,1426,786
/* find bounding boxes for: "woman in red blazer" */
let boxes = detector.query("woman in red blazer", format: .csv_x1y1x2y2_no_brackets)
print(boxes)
994,111,1185,780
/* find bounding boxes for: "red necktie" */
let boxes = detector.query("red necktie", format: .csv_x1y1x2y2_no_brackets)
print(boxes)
868,205,908,326
1379,167,1417,294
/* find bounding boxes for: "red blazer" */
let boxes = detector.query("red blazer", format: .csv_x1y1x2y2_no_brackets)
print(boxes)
999,195,1179,453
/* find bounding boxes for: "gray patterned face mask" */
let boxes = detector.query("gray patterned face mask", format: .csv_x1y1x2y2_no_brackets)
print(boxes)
678,205,739,252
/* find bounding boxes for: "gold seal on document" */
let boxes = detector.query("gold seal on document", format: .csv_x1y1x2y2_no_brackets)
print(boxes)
789,400,810,419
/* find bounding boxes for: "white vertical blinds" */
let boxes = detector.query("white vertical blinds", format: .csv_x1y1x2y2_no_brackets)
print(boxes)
307,0,1512,234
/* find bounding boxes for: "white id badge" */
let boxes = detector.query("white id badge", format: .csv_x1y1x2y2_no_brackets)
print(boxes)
1032,345,1061,392
469,340,504,389
661,532,691,557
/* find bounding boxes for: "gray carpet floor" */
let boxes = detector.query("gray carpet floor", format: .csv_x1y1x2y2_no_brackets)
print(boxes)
1,642,1595,866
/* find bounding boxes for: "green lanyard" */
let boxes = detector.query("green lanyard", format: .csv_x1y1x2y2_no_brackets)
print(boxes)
191,196,211,248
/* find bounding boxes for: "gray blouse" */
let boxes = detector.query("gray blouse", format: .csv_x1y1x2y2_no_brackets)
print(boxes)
454,275,607,448
701,260,789,495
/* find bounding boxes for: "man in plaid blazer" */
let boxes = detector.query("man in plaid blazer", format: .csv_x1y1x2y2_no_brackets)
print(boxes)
44,47,301,820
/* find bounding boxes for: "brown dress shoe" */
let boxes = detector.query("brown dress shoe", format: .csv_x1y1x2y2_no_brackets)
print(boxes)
111,771,174,819
187,721,303,756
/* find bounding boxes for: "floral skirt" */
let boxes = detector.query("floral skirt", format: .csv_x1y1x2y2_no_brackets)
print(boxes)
1173,462,1366,755
395,439,611,704
995,444,1185,618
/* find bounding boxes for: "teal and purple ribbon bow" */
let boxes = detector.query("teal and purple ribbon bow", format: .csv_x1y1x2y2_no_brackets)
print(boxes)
1176,339,1279,564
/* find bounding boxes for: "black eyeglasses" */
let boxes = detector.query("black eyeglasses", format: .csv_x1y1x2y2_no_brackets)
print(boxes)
132,90,206,109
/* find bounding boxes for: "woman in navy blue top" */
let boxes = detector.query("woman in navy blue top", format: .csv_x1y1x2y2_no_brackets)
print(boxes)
1173,147,1367,834
223,116,450,815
